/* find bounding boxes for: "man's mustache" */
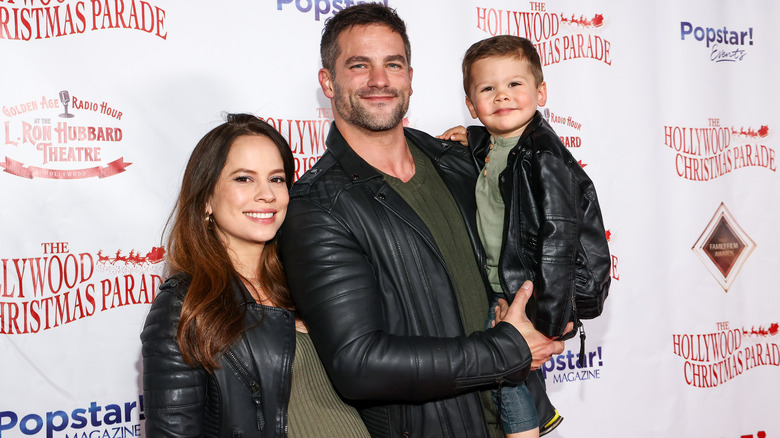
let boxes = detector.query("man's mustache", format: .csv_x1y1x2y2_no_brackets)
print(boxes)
357,88,400,98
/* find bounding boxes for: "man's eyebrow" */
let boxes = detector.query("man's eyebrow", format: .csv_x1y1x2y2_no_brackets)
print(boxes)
343,54,407,65
384,54,407,64
344,55,371,65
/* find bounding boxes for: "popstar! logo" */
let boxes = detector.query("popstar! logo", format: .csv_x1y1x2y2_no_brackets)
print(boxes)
475,2,612,67
276,0,388,22
663,118,775,181
260,108,333,180
680,21,753,62
0,241,163,334
0,0,167,41
0,396,144,438
692,203,755,292
542,346,604,384
1,90,132,180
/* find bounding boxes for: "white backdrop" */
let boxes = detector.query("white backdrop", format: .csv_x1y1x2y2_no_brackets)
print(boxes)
1,1,778,437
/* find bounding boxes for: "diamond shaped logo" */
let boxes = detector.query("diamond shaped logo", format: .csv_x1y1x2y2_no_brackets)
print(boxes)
692,203,756,291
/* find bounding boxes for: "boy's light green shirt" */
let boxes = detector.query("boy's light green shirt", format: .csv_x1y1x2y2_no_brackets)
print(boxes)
476,134,520,295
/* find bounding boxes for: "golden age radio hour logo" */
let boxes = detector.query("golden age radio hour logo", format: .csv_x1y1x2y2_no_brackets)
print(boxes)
1,90,131,179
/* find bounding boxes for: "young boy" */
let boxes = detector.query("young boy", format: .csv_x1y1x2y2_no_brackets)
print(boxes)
439,35,611,437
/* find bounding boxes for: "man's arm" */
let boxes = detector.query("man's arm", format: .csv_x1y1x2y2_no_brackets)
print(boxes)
278,198,537,402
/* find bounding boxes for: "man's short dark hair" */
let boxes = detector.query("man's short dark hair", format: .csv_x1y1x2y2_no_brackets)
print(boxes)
320,3,411,74
462,35,544,95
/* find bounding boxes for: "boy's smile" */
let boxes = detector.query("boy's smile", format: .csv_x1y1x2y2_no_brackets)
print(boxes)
466,55,547,139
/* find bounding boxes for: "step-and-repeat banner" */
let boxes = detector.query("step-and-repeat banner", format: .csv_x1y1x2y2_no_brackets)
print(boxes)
1,1,777,437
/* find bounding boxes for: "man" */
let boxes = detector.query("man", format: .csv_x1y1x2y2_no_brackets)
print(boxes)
278,4,567,437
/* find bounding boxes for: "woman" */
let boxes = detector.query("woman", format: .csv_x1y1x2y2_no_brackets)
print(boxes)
141,114,370,437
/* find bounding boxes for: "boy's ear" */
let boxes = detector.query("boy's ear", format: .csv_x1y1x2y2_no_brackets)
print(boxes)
465,95,479,119
318,68,335,99
537,81,548,107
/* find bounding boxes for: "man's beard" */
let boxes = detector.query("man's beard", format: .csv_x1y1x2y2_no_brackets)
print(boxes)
333,83,409,132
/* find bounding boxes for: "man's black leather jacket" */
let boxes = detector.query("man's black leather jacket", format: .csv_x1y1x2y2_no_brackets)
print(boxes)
467,111,611,338
278,124,532,438
141,273,296,437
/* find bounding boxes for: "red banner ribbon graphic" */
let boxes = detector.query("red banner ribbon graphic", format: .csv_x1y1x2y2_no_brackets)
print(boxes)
1,157,131,179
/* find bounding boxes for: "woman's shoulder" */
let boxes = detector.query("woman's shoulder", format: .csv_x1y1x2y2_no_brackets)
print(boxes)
142,272,191,330
156,271,191,299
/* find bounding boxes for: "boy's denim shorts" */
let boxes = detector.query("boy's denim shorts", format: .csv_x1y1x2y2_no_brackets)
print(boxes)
486,296,539,434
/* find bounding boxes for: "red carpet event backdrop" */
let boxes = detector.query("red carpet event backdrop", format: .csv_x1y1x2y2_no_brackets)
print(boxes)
1,0,777,437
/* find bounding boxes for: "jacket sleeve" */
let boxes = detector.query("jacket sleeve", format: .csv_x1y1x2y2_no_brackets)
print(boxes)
141,287,207,437
278,197,532,402
528,151,581,337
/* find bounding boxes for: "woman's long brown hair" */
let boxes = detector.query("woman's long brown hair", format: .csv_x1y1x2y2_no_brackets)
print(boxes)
164,113,295,372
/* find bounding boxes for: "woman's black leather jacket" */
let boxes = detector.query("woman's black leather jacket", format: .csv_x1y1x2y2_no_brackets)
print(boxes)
141,273,296,437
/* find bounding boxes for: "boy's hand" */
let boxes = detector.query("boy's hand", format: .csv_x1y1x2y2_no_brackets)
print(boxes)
490,298,509,328
436,125,468,146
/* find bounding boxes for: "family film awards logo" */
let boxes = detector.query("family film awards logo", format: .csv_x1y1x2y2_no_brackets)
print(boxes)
1,90,131,180
474,2,612,67
691,203,755,292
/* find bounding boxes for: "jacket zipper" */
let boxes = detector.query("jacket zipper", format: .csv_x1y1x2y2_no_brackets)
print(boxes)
223,349,265,431
376,183,475,437
570,295,586,367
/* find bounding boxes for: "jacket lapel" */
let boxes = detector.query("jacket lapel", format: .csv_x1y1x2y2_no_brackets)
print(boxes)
326,124,440,255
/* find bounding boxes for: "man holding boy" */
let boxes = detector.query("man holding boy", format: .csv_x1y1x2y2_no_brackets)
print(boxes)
277,4,569,438
441,35,611,437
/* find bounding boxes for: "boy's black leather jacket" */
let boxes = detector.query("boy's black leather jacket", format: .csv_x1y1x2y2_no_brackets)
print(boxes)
467,111,611,338
141,273,296,437
278,124,532,438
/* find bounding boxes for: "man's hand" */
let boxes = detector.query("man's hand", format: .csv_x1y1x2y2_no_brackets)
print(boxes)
436,125,468,146
501,281,571,370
